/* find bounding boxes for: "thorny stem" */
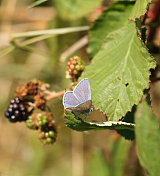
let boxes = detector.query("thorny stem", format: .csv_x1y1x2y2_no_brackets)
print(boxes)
20,34,52,46
45,78,77,100
45,79,78,101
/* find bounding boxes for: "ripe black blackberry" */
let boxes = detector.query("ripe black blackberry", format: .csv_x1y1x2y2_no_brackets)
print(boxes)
4,97,29,122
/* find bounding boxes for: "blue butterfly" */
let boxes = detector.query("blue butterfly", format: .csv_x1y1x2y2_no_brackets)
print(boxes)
63,78,92,112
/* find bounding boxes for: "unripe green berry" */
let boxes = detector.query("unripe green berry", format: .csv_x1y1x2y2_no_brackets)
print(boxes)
46,137,53,144
37,120,43,127
80,65,84,70
26,122,34,128
27,119,33,123
37,115,42,121
75,65,80,70
45,132,49,138
42,115,47,120
49,131,55,137
28,116,33,120
42,119,48,125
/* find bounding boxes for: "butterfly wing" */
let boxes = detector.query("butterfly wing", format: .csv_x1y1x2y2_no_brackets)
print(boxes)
63,91,81,109
73,100,92,111
66,100,92,111
73,78,91,103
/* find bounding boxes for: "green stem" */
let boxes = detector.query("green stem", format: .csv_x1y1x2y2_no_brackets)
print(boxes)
11,40,47,56
20,34,52,46
0,45,15,58
0,26,89,57
10,26,89,40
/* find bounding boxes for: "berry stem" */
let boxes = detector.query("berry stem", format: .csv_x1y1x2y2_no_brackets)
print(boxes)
46,90,69,100
60,35,88,62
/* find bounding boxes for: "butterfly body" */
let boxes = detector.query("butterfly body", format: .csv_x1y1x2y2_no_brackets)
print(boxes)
63,78,92,112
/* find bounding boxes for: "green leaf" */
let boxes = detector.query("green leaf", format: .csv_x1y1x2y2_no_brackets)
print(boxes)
90,150,109,176
53,0,102,20
89,138,130,176
88,1,135,59
65,111,135,132
129,0,151,20
28,0,48,8
81,22,156,121
109,138,130,176
135,101,160,176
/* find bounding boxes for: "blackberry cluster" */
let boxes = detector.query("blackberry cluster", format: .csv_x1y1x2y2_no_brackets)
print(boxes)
66,56,85,80
36,114,48,127
4,97,28,123
4,79,57,145
26,113,48,129
26,113,57,144
39,126,57,144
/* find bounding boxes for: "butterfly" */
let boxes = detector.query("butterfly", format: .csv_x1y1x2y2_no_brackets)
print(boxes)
63,78,92,112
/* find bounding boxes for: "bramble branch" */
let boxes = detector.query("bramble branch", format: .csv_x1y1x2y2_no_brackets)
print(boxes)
46,90,69,100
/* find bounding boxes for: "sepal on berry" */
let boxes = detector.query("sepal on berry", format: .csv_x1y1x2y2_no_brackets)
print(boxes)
15,79,49,110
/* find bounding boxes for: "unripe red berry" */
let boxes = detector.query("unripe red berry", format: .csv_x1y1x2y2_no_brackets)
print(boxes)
66,56,85,80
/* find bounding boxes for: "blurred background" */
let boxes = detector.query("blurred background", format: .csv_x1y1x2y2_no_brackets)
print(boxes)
0,0,158,176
